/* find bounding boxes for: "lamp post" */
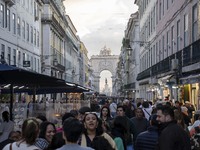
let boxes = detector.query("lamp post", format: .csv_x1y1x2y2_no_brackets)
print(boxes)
65,67,75,82
72,71,82,85
174,59,180,101
124,39,150,100
126,47,132,56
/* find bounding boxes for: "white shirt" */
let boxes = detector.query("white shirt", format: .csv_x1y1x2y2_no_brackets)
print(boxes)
0,120,14,142
109,102,117,113
142,107,152,120
3,142,41,150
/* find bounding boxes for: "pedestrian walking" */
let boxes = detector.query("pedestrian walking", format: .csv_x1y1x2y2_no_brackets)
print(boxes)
0,111,14,143
100,106,112,133
156,105,191,150
111,116,128,150
35,121,56,150
57,117,93,150
78,106,91,122
184,101,195,120
91,136,115,150
130,108,149,139
79,112,116,149
116,105,137,150
141,101,152,120
109,100,117,118
3,117,41,150
45,132,65,150
0,131,21,149
135,114,158,150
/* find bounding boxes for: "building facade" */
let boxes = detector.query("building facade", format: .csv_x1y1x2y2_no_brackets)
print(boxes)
80,41,89,87
0,0,90,101
90,46,119,93
65,15,81,84
41,0,66,79
134,0,200,108
118,12,140,99
0,0,42,72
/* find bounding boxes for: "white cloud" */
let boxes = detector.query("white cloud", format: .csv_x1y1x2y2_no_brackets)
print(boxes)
64,0,138,57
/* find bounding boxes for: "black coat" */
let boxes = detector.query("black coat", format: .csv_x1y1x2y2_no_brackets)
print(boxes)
157,121,191,150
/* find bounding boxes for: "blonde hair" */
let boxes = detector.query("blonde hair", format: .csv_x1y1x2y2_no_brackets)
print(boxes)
21,117,39,145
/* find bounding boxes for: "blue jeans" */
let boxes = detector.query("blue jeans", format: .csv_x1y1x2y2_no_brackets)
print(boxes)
127,145,134,150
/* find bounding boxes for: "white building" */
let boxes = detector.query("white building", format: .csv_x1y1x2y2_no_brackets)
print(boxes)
0,0,42,72
135,0,200,107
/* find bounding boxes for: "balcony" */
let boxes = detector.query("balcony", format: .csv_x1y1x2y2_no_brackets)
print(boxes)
41,14,52,23
136,68,151,80
3,0,15,6
124,82,135,90
54,63,65,72
137,39,200,81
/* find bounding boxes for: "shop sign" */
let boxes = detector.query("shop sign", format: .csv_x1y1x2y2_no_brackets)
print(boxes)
23,61,30,67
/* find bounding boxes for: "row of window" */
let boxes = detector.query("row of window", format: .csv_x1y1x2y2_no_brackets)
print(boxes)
139,0,174,19
0,3,40,47
0,43,39,72
140,0,179,42
16,0,34,15
140,3,198,72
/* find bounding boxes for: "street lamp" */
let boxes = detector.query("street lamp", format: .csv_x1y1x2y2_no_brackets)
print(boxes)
126,47,132,56
72,71,82,84
64,67,75,82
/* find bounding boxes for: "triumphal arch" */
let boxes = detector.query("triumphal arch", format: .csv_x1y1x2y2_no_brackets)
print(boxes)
90,46,119,93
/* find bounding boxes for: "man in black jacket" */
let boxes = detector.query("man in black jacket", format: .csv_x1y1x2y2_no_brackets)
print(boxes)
156,105,191,150
116,105,137,150
135,114,158,150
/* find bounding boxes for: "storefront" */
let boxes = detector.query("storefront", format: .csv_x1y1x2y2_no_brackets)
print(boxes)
180,75,200,110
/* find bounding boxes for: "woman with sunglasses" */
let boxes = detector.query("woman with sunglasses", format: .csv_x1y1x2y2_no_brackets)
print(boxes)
79,112,117,150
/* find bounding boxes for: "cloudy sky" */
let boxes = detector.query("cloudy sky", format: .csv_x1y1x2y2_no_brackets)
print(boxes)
63,0,138,91
64,0,138,57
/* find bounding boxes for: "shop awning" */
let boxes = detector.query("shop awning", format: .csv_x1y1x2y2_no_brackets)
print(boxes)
0,64,89,93
179,74,200,84
0,84,89,94
0,64,90,120
0,64,66,87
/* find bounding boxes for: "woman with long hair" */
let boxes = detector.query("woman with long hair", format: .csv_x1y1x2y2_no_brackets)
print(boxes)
100,106,112,133
35,121,56,150
111,116,128,150
79,112,117,150
3,118,40,150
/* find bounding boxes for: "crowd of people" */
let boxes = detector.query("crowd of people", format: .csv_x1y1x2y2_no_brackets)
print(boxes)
0,99,199,150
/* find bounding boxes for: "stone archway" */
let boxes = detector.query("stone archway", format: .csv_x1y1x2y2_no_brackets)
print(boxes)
90,46,119,93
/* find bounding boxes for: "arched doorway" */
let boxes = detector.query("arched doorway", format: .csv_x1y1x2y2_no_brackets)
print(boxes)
100,70,112,96
90,46,119,94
